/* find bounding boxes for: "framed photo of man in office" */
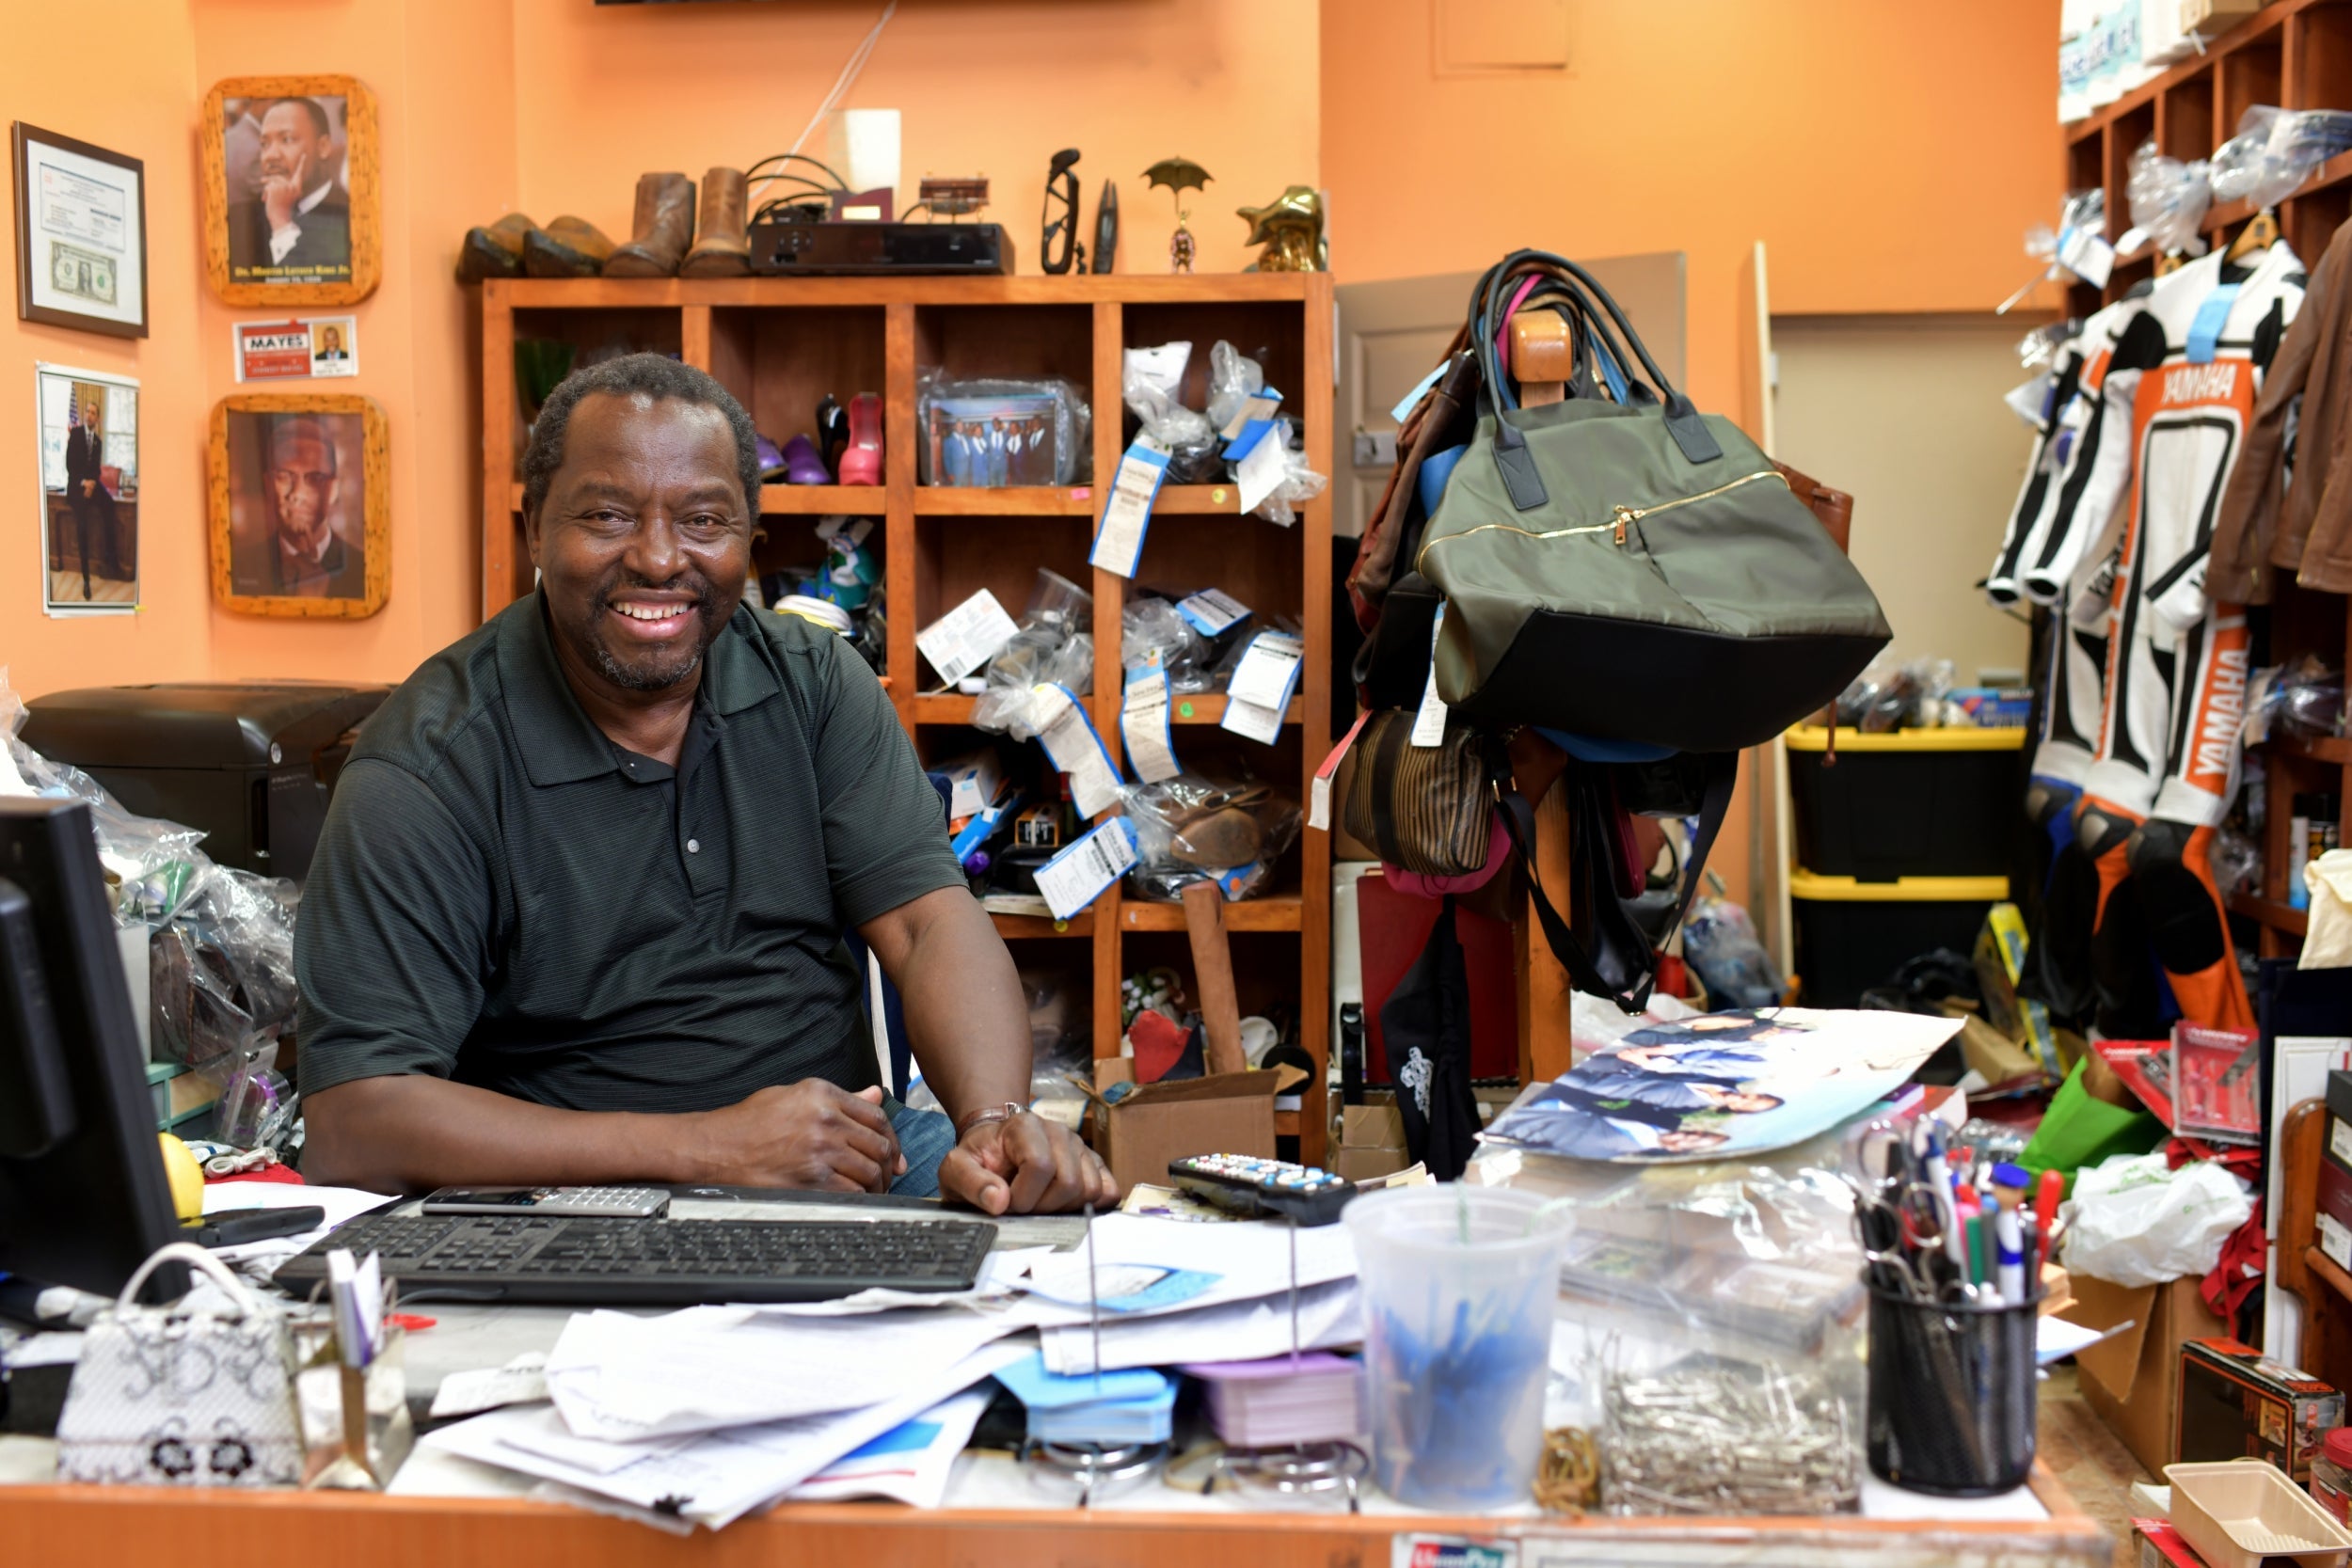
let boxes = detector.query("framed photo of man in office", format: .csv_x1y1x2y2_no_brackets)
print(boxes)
35,363,139,615
200,75,380,307
11,124,148,338
208,392,389,618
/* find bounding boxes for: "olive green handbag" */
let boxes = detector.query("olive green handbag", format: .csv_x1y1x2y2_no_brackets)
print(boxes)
1418,252,1889,752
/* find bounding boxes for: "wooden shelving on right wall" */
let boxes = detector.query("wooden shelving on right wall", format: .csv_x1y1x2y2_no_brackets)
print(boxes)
2064,0,2352,958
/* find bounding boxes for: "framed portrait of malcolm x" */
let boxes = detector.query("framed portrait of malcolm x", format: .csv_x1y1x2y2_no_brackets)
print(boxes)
201,75,380,307
209,392,389,619
12,123,148,338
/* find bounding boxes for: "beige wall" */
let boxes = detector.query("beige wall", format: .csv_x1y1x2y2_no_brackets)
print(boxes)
1771,313,2041,688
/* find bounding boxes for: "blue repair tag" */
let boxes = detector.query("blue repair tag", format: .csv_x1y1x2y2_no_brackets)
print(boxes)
2185,282,2241,365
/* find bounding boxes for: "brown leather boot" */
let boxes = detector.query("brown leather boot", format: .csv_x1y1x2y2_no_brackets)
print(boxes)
522,215,614,277
605,173,695,277
680,167,751,277
456,213,534,283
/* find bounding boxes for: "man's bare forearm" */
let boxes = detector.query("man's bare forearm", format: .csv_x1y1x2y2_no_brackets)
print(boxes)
301,1075,706,1194
865,886,1034,1127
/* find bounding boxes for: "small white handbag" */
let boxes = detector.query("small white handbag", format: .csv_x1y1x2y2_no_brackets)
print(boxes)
55,1242,304,1488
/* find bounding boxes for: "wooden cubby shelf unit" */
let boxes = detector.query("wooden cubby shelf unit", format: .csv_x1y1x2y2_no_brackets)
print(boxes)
479,273,1336,1160
2064,0,2352,957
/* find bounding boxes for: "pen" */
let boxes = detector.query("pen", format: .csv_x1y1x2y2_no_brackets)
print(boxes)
2034,1168,2063,1267
1996,1202,2026,1303
1922,1126,1967,1272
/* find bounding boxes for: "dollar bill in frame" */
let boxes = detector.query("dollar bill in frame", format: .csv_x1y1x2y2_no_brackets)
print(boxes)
11,124,148,339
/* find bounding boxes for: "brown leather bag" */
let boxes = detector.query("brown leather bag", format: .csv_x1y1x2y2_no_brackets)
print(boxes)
1773,459,1853,554
1342,711,1491,876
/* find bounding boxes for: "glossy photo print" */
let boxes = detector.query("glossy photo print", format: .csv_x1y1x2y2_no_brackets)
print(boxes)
36,363,138,614
209,393,389,618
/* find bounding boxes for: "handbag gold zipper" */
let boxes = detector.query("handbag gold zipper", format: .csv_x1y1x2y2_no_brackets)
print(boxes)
1419,468,1788,572
1610,469,1788,543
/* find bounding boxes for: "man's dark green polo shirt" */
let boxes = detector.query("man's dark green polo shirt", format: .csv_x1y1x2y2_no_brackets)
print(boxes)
293,593,961,1113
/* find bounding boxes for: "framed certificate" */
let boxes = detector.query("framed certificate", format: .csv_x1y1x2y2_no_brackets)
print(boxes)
11,123,148,339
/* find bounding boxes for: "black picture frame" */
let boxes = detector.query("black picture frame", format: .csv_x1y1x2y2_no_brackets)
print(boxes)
12,122,150,341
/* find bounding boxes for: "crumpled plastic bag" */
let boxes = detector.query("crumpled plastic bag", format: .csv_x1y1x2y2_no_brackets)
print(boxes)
970,569,1092,740
2302,848,2352,970
2060,1151,2254,1288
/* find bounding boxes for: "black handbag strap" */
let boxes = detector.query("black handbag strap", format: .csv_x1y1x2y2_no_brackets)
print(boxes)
1487,744,1739,1014
1470,251,1724,499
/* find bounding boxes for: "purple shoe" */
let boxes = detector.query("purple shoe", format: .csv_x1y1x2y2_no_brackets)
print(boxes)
780,433,832,485
756,433,789,482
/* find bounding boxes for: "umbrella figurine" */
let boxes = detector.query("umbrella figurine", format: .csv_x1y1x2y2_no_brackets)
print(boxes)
1143,157,1213,274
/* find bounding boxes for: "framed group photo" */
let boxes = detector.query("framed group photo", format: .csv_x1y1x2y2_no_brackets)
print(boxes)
12,123,148,338
200,75,380,307
36,363,139,614
208,392,389,618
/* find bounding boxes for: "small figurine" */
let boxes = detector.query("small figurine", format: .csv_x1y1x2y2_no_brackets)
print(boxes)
1042,149,1083,275
1143,157,1213,274
1236,185,1327,273
1090,180,1119,275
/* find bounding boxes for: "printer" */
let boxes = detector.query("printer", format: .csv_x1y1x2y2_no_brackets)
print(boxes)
20,682,389,883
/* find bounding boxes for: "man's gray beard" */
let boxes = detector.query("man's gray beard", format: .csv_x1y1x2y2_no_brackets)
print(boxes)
592,640,703,693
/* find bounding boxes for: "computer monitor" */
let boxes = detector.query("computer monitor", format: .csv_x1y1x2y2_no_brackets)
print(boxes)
0,796,183,1298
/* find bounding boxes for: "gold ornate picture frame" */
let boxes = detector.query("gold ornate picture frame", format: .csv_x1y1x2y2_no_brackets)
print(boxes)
209,392,389,618
200,75,380,307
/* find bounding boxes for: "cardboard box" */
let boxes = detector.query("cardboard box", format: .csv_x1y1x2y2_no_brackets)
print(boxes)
2068,1274,2230,1476
2175,1337,2345,1484
1336,1097,1409,1182
1086,1060,1279,1196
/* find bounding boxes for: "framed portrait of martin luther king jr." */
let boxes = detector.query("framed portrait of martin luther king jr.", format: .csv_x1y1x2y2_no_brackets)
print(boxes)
200,76,380,307
209,392,389,618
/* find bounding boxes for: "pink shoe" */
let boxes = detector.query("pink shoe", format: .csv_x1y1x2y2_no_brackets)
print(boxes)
838,392,882,485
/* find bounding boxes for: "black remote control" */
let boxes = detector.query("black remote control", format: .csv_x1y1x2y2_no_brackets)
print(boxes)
1168,1153,1357,1226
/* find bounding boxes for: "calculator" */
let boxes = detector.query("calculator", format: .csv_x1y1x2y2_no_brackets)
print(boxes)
420,1185,671,1218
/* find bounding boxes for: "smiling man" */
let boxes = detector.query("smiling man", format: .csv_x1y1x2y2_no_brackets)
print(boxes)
294,354,1114,1214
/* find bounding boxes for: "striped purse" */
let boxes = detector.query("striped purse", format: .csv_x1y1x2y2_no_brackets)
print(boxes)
1341,711,1492,878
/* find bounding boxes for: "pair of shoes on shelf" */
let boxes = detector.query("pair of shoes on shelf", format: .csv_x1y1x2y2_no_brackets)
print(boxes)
457,166,750,282
455,213,613,280
757,395,884,488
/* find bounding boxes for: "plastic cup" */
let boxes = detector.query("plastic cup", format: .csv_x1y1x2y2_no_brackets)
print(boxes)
1343,1184,1572,1511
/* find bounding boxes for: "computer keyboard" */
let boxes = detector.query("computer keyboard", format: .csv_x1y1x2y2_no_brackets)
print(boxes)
274,1210,999,1306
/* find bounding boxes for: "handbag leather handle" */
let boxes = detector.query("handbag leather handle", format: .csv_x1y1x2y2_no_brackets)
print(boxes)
118,1239,270,1315
1479,251,1724,470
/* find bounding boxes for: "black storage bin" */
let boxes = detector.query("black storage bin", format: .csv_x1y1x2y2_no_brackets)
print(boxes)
1789,870,2005,1007
1786,724,2026,880
1867,1283,2039,1496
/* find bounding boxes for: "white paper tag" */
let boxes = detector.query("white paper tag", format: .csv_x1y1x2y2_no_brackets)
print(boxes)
2326,1212,2352,1273
2056,224,2115,289
1410,605,1449,747
1234,426,1290,516
915,589,1020,687
2245,665,2280,747
1220,389,1282,441
429,1353,551,1418
1120,671,1182,784
1309,711,1374,832
1177,587,1250,637
1222,631,1304,745
1035,817,1138,920
1031,684,1125,817
2333,1115,2352,1169
1089,438,1172,579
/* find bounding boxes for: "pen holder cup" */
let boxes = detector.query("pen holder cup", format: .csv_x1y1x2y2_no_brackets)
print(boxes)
1865,1282,2039,1497
1345,1186,1573,1512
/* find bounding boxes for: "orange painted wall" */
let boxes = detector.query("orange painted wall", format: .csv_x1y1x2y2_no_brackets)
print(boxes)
1,3,209,703
1320,0,2062,416
507,0,1322,280
4,0,514,705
